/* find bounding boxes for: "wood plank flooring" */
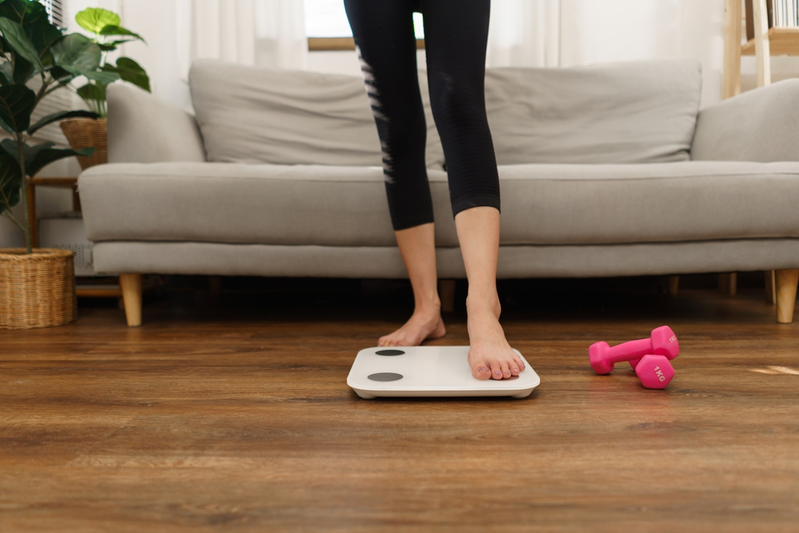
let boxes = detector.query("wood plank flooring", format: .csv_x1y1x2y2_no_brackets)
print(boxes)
1,277,798,532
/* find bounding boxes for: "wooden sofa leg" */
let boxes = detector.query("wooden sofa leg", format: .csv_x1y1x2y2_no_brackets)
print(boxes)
439,279,456,313
119,274,143,327
718,273,737,296
765,270,776,305
667,276,679,296
775,270,799,324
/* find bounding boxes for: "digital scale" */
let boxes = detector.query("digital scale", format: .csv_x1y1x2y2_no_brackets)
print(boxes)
347,346,540,399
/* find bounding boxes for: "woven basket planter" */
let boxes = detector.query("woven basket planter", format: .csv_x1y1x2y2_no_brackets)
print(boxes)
0,248,77,329
59,118,108,170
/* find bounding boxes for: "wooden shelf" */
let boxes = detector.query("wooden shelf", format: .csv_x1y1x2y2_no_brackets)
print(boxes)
742,27,799,55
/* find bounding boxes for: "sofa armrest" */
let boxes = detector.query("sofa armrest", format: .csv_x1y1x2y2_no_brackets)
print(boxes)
107,82,206,163
691,79,799,162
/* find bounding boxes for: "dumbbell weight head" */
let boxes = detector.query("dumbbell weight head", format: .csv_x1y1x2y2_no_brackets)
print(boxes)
629,325,680,368
635,354,675,389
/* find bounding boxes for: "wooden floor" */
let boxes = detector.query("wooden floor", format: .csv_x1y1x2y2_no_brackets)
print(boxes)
2,277,799,532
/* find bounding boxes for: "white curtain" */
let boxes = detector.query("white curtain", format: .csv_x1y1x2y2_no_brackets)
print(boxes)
486,0,561,68
176,0,308,82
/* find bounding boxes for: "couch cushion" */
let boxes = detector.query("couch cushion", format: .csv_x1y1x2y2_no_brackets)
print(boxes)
498,161,799,244
188,59,445,170
485,60,702,165
79,161,799,248
79,162,459,247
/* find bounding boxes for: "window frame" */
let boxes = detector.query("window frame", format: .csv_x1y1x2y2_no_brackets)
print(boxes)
308,37,425,51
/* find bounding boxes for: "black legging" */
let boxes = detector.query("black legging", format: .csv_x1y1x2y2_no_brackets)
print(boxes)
344,0,500,231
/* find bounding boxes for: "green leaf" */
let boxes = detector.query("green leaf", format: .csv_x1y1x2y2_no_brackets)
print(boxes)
11,55,34,84
0,84,36,133
80,69,119,84
75,8,120,34
76,82,105,103
51,33,101,72
0,153,23,212
0,60,12,85
98,25,145,44
28,110,100,136
27,21,64,61
114,57,150,92
0,0,49,27
27,146,95,177
0,18,45,72
49,66,74,83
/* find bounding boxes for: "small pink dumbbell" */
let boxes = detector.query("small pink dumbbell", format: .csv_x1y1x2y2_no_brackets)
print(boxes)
589,325,679,375
634,354,675,389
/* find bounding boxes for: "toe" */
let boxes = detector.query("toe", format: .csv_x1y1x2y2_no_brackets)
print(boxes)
501,362,512,379
471,362,492,380
490,362,503,380
513,355,525,372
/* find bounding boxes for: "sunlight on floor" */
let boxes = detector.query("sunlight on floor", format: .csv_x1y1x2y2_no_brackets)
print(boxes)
750,366,799,375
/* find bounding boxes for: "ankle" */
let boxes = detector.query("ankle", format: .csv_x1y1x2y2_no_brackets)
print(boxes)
466,293,501,317
414,299,441,317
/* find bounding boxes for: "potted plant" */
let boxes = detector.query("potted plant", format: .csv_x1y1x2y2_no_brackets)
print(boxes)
0,0,116,328
59,7,150,170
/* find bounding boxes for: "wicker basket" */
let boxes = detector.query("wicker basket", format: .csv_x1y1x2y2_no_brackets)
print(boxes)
0,248,77,329
59,118,108,170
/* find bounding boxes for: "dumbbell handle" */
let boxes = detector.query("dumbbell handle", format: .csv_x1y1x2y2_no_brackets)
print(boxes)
603,338,654,365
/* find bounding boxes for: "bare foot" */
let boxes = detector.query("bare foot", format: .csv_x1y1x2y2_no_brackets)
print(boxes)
378,307,446,347
466,296,525,380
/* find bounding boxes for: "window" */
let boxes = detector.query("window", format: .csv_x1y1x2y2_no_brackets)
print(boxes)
304,0,424,50
39,0,65,27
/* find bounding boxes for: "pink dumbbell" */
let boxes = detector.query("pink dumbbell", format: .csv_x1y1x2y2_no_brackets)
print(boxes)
634,354,675,389
589,325,679,375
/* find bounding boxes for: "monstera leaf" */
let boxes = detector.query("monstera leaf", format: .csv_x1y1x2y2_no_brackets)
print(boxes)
106,57,149,92
99,24,145,43
76,82,105,105
75,8,119,34
51,33,101,73
0,84,36,134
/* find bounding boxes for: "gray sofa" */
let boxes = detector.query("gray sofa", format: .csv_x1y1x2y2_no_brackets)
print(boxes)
78,58,799,326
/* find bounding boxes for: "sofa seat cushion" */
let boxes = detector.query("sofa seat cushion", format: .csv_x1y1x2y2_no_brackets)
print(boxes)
79,162,460,247
498,161,799,244
188,59,445,170
485,60,702,165
80,161,799,248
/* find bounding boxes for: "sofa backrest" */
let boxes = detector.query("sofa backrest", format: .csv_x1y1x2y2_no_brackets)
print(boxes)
485,59,702,165
189,59,445,169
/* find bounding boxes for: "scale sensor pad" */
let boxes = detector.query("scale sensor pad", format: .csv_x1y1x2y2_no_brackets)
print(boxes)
347,346,540,399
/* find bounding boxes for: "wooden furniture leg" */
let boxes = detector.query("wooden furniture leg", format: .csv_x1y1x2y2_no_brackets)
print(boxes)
753,0,772,87
668,276,680,296
119,273,143,327
718,273,737,296
439,279,456,313
209,276,222,295
765,270,776,305
722,0,742,99
775,269,799,324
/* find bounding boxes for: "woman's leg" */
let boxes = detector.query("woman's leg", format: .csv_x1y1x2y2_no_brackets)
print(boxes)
344,0,446,346
379,223,445,347
423,0,524,379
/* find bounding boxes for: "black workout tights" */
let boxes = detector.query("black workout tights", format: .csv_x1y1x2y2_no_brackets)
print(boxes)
344,0,500,230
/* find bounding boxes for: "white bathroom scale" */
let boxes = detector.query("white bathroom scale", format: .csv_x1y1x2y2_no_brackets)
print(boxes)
347,346,540,399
